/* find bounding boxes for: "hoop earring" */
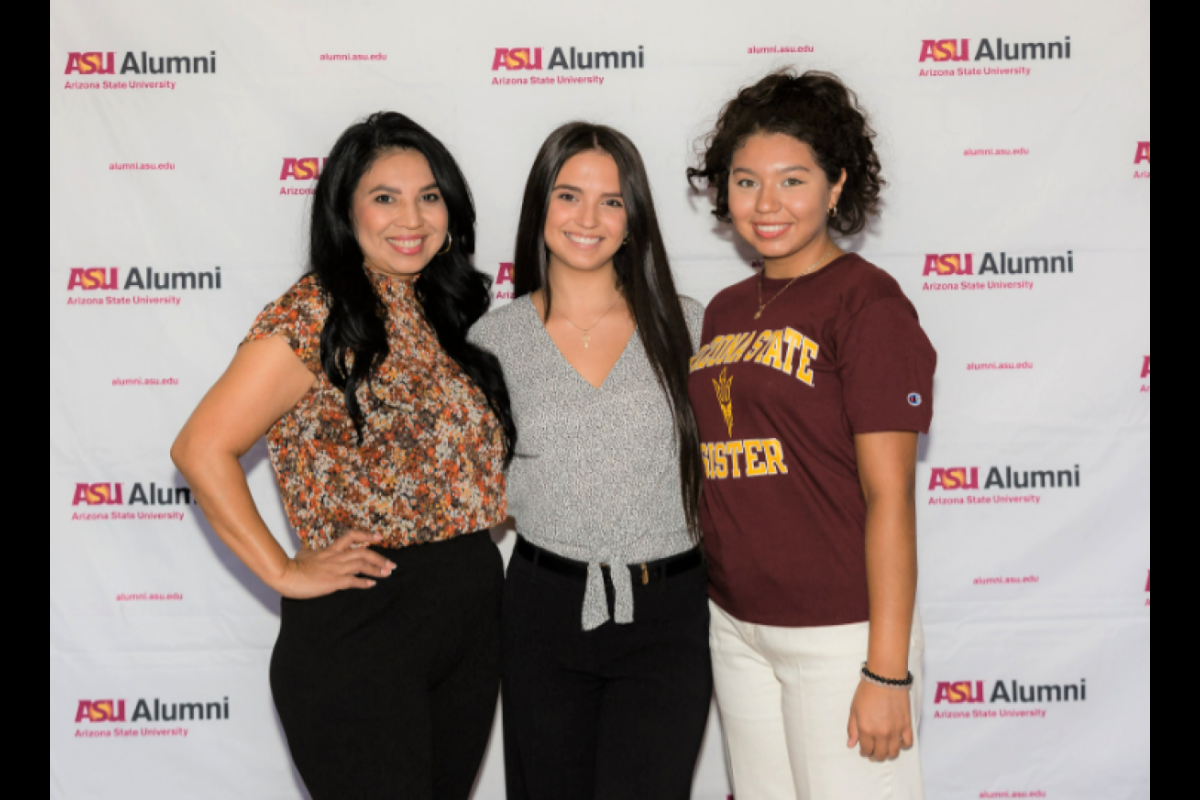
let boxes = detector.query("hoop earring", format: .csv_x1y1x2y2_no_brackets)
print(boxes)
829,207,840,220
439,234,453,257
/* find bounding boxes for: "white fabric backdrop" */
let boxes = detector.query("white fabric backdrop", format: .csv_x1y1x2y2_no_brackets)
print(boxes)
50,1,1151,797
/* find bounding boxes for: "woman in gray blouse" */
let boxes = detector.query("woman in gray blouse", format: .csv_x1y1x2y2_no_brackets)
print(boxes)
470,122,711,800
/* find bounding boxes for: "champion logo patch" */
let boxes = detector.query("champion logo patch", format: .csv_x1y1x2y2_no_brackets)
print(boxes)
909,394,924,407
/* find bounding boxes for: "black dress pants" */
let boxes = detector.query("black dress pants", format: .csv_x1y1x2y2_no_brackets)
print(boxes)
502,547,714,800
271,532,503,800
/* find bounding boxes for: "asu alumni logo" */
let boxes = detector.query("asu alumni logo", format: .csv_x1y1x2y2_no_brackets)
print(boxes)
927,463,1081,507
922,250,1074,293
65,265,223,307
933,678,1088,721
492,44,645,87
918,36,1071,78
1134,142,1151,180
71,480,194,523
63,49,218,92
74,695,231,740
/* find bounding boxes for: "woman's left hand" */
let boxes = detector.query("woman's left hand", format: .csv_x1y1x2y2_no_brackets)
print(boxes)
848,680,914,763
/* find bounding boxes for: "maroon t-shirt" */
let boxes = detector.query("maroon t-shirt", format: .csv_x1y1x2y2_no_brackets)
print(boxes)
689,255,937,628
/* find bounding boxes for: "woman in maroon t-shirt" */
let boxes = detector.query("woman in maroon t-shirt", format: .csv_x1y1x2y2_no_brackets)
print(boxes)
687,71,937,799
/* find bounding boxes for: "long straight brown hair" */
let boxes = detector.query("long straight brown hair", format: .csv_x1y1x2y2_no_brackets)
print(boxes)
513,122,703,542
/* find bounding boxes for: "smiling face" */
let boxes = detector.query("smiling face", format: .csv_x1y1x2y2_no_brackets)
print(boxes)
544,150,628,277
352,149,450,281
728,133,847,273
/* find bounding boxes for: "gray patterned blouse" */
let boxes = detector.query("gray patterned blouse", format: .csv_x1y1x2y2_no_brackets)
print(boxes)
470,295,706,630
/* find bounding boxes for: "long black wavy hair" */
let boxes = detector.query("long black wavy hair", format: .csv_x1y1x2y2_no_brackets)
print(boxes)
514,122,703,541
309,112,516,463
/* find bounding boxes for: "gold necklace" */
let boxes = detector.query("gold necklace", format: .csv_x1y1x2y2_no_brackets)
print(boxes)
558,296,624,349
755,243,838,321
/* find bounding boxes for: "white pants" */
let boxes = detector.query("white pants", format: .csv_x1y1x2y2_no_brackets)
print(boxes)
710,602,926,800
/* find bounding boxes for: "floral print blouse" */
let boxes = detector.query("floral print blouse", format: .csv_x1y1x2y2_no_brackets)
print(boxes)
244,270,507,551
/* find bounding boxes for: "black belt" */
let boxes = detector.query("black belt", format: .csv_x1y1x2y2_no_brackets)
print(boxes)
515,537,704,587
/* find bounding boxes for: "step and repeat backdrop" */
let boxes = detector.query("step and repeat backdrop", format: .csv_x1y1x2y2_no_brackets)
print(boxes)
50,0,1151,797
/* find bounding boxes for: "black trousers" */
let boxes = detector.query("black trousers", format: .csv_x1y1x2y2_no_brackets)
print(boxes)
271,532,503,800
502,545,714,800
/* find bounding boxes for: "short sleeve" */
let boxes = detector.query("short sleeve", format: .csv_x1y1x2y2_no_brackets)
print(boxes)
681,297,707,353
839,297,937,435
242,277,328,375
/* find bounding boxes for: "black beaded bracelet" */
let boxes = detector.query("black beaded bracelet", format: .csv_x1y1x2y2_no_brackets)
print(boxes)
861,664,915,690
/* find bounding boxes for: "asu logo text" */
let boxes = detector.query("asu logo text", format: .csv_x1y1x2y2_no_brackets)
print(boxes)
65,52,116,75
934,681,986,705
280,158,328,181
924,254,974,277
1134,142,1151,179
73,483,125,506
494,263,515,301
493,48,544,71
929,466,1080,492
928,468,980,491
76,700,127,723
920,40,971,63
692,327,821,388
67,268,120,291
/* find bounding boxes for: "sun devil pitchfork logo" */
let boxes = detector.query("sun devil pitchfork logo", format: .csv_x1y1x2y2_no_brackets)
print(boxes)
714,368,735,438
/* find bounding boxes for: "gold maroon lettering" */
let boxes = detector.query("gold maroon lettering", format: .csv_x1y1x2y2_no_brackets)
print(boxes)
702,439,790,481
692,327,821,387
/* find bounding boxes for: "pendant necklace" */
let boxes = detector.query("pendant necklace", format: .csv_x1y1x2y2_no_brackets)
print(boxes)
755,242,838,321
560,296,625,349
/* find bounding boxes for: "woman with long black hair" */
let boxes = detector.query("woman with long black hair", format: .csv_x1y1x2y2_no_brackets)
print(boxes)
687,71,936,799
172,112,515,800
469,122,712,800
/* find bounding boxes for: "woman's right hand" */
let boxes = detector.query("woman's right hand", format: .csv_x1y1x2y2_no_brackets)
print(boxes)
275,532,397,600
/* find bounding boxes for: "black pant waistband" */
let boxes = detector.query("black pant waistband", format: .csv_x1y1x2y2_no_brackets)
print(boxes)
514,537,703,587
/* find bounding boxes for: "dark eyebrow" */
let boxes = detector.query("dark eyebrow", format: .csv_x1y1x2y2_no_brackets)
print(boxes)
367,183,441,194
554,184,625,200
732,166,812,176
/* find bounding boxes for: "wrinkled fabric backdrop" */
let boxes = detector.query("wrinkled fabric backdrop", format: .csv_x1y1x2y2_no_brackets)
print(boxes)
50,1,1151,797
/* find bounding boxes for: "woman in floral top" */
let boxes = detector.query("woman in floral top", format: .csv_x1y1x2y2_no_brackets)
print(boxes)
172,112,516,800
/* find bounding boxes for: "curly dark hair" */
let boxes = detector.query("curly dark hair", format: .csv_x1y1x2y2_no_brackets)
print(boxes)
688,70,885,237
